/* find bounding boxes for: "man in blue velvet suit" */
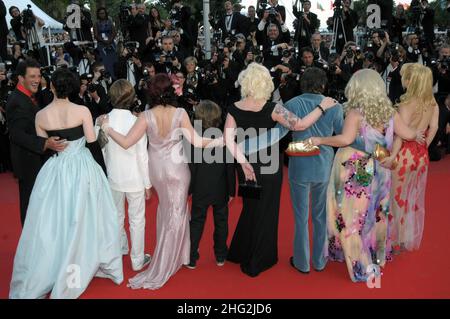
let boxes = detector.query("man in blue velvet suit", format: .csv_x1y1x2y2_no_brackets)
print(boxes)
285,67,344,273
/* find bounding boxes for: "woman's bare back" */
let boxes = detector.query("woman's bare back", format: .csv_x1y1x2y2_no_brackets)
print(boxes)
150,105,178,139
399,100,436,132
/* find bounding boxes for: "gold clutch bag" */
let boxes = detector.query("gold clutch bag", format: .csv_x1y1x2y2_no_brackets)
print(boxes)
285,139,320,157
373,144,398,169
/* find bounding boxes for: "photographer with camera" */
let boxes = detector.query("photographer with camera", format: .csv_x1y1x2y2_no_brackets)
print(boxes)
391,4,407,45
8,6,25,42
170,30,190,61
78,45,97,75
432,44,450,98
383,44,406,104
258,2,290,43
114,42,143,88
94,7,117,79
64,0,93,43
134,62,155,107
340,42,363,75
211,1,249,41
247,5,260,31
126,4,150,54
261,23,291,70
332,0,358,54
293,0,319,49
311,32,330,63
73,72,110,121
326,52,351,103
405,32,424,64
155,35,184,75
419,1,435,50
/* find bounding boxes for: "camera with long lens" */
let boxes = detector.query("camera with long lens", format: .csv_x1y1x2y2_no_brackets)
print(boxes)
22,5,36,30
201,64,219,85
259,0,278,23
282,47,296,58
184,85,199,102
438,56,450,72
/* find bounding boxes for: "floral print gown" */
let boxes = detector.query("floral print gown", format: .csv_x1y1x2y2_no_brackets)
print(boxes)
326,116,394,282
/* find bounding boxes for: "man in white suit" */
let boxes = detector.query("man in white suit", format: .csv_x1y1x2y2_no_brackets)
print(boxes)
101,79,152,271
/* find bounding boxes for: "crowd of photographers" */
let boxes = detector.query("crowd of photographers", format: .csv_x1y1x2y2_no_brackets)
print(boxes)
1,0,450,173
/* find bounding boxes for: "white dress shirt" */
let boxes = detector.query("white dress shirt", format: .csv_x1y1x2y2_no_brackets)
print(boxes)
103,109,151,192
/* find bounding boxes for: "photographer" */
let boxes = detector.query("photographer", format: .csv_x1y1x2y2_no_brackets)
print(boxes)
155,35,184,75
293,0,319,49
78,46,97,75
8,6,25,42
311,32,330,63
340,42,363,75
114,42,143,88
73,72,109,121
332,0,358,54
64,0,93,43
93,7,117,79
405,32,424,64
170,30,190,61
211,1,249,40
136,62,155,107
326,52,351,102
391,4,406,44
381,44,406,103
432,44,450,98
258,4,290,43
419,0,435,50
262,23,291,69
247,5,260,31
127,4,150,53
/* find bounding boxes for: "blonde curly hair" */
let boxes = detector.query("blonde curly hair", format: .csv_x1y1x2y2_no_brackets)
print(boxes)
344,69,396,128
238,63,274,101
398,63,436,113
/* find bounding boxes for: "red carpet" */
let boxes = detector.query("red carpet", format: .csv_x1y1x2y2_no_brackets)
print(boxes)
1,158,450,299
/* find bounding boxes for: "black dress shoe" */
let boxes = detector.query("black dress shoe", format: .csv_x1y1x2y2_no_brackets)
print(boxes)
289,257,309,274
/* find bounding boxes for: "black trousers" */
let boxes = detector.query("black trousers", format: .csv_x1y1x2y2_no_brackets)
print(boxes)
190,200,229,263
18,174,37,226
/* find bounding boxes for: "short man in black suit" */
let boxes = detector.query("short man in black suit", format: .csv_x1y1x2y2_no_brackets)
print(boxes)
6,59,67,226
311,32,330,62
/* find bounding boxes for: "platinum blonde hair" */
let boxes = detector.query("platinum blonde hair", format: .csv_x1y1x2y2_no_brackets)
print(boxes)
344,69,396,127
238,63,274,101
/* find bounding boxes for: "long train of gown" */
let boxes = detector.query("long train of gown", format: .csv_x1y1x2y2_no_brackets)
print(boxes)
9,134,123,299
128,108,190,290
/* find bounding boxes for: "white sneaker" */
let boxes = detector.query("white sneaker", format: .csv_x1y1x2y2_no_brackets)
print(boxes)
132,254,151,271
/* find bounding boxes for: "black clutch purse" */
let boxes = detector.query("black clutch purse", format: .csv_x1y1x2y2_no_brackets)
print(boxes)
238,181,262,199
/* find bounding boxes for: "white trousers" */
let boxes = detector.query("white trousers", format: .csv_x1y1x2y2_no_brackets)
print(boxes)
111,189,146,270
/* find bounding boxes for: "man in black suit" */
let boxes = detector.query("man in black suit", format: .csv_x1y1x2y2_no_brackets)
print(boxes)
154,36,185,75
6,59,67,226
8,6,25,42
334,0,358,54
293,0,319,49
0,1,7,61
311,32,330,62
247,5,260,30
261,23,291,70
211,1,249,40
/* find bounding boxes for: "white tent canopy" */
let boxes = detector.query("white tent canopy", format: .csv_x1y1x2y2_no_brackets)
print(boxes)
4,0,63,29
